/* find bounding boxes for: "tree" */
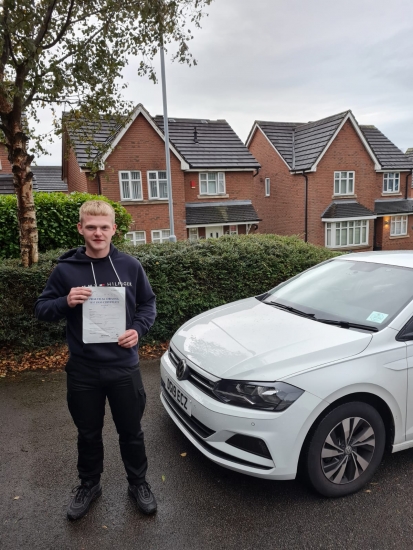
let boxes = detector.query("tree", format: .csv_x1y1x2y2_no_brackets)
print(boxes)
0,0,211,266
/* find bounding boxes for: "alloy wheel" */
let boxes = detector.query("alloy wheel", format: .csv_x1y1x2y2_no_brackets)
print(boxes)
320,416,376,485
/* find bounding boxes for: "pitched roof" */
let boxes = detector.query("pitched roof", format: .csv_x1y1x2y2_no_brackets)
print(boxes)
154,117,260,170
375,199,413,215
359,126,413,170
65,105,259,171
405,148,413,159
32,166,67,192
65,114,121,169
185,200,261,226
250,111,412,172
321,201,376,220
0,174,39,194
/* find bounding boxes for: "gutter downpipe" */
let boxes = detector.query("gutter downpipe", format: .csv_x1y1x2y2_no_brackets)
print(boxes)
405,169,413,199
302,172,308,243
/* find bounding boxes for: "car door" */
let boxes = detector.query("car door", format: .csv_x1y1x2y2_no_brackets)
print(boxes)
397,317,413,441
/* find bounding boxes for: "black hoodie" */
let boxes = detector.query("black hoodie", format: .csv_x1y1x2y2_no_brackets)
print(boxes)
35,244,156,367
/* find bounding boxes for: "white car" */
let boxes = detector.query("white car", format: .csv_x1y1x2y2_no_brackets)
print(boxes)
160,251,413,497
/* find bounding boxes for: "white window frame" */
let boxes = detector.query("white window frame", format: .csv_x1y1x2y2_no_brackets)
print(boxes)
265,177,270,197
199,172,226,195
119,171,143,201
188,227,199,242
125,231,146,245
151,229,170,243
334,171,355,196
383,173,400,194
390,215,408,236
325,219,369,248
147,170,168,200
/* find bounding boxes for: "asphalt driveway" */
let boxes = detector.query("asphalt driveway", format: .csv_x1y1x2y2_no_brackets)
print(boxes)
1,359,413,550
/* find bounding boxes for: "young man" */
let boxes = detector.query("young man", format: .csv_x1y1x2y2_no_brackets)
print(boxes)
35,200,157,520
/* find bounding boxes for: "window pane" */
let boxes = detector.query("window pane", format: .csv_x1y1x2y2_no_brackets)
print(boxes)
218,173,225,194
122,180,130,199
162,230,170,239
150,181,158,198
326,226,331,246
159,180,168,198
121,172,129,180
131,171,140,180
340,178,346,194
131,180,141,199
354,225,360,244
149,172,157,180
336,226,341,245
362,224,367,243
341,226,347,246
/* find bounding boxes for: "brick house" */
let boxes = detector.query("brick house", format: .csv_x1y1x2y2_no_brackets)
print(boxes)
63,104,261,244
246,110,413,251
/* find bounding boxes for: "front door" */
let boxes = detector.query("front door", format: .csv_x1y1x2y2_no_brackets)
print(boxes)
207,226,223,239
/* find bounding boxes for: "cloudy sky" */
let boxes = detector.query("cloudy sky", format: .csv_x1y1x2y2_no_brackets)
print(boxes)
36,0,413,164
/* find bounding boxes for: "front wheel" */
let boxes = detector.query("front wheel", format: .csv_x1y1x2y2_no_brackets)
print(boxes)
304,402,385,497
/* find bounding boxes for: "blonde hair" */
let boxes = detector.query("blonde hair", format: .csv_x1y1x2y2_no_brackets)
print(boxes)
79,200,115,224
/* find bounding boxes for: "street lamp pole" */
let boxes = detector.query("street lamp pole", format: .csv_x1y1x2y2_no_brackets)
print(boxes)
160,43,176,243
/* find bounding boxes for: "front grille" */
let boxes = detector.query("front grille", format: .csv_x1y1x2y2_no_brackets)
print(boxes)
168,348,217,400
161,380,215,439
161,388,272,471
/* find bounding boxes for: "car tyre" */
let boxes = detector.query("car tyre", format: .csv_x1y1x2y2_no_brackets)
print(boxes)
304,401,385,497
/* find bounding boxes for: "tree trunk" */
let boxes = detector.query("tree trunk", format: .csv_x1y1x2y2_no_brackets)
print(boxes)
10,122,38,267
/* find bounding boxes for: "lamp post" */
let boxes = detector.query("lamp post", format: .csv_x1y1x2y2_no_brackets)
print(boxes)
160,43,176,243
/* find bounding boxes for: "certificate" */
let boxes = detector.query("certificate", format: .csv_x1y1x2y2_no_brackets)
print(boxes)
82,287,126,343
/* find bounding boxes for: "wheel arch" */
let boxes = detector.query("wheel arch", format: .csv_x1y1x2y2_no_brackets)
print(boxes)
298,392,396,474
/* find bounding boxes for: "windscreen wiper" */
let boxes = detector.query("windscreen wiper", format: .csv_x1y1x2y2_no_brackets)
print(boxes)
267,301,316,320
316,319,379,332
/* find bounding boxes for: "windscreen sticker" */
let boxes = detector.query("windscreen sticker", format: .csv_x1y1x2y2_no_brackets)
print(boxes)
366,311,388,324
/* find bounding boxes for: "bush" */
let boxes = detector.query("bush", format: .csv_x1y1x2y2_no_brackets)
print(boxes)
0,192,132,259
0,235,340,351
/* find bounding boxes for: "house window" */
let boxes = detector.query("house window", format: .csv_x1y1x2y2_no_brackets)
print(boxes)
119,171,142,201
148,171,168,199
383,173,400,194
334,171,355,196
152,229,170,243
325,220,368,248
188,228,198,242
265,178,270,196
125,231,146,245
390,215,407,236
199,172,225,195
229,225,238,235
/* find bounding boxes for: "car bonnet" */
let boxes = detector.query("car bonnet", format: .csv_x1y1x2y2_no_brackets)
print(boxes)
171,297,373,381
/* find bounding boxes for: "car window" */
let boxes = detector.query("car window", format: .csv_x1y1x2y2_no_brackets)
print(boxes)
264,260,413,330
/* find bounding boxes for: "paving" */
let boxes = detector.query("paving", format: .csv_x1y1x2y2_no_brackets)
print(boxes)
1,360,413,550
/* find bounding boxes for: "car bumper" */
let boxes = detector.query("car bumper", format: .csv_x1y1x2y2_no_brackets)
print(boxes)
160,351,324,480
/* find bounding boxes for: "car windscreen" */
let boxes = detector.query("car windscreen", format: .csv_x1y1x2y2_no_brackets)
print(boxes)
263,259,413,330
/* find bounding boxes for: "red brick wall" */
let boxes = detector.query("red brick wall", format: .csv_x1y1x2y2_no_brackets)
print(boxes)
249,127,305,236
100,113,186,242
183,171,255,203
0,144,12,173
66,147,88,192
376,215,413,250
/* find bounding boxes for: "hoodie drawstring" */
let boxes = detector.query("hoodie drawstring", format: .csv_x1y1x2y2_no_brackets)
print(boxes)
90,256,122,287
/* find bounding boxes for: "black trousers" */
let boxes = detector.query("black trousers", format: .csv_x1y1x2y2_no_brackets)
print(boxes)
66,359,148,485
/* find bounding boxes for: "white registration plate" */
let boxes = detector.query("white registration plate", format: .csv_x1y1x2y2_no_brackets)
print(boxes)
166,377,192,416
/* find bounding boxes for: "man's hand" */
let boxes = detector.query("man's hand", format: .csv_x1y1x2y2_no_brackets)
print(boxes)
67,287,92,308
118,329,139,348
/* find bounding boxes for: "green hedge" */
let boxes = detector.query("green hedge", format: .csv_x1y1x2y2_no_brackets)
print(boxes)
0,234,340,351
0,191,132,259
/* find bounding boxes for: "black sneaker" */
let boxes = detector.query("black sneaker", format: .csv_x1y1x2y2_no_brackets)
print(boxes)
128,481,157,515
67,480,102,521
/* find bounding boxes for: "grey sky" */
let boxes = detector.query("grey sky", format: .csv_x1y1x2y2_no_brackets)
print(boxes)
36,0,413,165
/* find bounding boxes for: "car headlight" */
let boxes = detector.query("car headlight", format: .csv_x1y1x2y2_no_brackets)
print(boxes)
213,380,304,411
